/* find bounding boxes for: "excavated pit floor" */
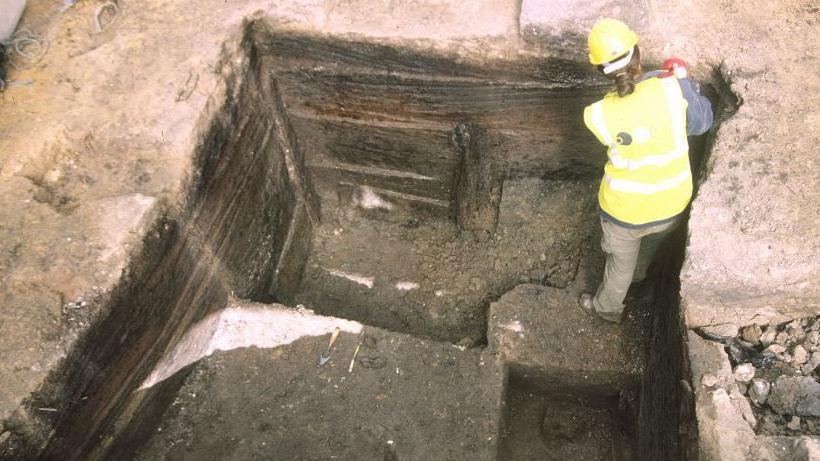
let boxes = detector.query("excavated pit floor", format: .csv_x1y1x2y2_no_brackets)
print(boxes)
132,308,505,460
293,178,597,344
130,285,647,461
501,385,624,461
26,23,678,460
129,25,650,459
125,172,649,460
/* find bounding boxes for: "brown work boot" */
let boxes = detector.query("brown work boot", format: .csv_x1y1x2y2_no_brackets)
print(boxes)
578,293,622,324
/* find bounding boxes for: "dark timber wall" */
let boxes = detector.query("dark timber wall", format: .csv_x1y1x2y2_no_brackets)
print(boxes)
253,22,606,222
12,28,314,461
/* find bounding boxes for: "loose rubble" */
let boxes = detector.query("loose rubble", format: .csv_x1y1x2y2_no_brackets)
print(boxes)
749,378,771,406
733,363,756,383
720,315,820,435
768,377,820,418
742,324,763,345
792,437,820,460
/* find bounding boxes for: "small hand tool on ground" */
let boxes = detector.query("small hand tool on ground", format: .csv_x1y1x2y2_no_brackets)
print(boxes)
318,327,341,366
349,342,361,373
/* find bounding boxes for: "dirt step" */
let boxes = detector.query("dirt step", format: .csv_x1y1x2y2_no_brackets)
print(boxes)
133,301,506,461
489,283,645,395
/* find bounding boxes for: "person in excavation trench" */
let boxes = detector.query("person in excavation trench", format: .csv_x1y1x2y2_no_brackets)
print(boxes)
578,18,713,323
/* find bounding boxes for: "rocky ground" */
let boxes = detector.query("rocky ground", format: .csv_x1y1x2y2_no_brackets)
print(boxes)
701,315,820,436
690,315,820,459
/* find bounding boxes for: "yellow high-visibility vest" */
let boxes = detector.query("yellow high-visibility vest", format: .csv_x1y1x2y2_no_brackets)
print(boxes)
583,76,693,226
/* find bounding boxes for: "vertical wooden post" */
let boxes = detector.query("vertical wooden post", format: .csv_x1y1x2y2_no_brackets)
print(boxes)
452,123,503,237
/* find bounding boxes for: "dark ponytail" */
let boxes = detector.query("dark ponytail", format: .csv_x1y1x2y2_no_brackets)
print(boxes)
614,71,635,97
599,45,642,97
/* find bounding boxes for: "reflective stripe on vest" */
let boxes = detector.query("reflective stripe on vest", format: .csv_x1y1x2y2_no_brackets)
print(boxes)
587,101,613,145
605,169,691,195
586,77,688,174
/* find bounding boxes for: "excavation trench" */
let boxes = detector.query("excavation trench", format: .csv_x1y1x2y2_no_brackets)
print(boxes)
11,20,724,461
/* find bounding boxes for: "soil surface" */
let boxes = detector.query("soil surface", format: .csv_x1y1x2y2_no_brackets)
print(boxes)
134,329,504,461
294,178,597,343
489,283,645,394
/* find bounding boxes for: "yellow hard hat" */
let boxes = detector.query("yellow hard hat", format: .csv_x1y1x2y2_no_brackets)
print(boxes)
588,18,639,65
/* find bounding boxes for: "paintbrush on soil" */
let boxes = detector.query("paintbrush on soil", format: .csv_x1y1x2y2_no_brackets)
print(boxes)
349,343,361,373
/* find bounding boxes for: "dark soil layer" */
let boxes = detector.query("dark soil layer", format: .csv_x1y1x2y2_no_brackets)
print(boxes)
133,330,504,461
499,383,628,461
636,211,698,461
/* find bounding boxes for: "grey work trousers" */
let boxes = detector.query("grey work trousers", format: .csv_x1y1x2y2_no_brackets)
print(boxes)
592,215,681,316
